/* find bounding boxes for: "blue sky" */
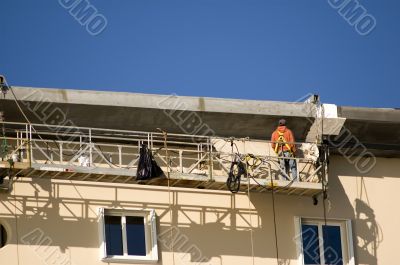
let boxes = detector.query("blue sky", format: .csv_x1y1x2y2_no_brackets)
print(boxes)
1,0,399,108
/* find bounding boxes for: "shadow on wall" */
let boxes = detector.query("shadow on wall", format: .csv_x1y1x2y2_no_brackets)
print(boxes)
353,175,383,265
158,156,384,264
1,178,301,263
0,179,337,263
0,156,386,265
355,199,380,265
155,191,296,263
328,156,386,265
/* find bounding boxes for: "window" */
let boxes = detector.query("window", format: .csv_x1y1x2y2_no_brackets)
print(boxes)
0,224,7,249
98,208,158,263
294,218,355,265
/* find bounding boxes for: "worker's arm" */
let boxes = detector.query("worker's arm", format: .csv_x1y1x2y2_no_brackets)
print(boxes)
288,130,296,152
271,131,277,150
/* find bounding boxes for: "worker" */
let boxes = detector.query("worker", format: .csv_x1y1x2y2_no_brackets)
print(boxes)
271,119,298,180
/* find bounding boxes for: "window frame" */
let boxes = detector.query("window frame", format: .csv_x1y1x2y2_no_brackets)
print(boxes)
294,217,355,265
98,208,158,263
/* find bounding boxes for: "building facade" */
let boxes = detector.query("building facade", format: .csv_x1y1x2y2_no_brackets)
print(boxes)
0,87,398,265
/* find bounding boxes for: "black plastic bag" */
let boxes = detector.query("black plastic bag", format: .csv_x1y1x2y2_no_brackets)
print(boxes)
136,144,164,180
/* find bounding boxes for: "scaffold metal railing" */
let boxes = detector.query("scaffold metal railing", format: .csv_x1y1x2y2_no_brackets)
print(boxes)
0,121,328,195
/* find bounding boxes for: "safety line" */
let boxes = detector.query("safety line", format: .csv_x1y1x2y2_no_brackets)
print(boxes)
244,140,255,265
161,130,176,265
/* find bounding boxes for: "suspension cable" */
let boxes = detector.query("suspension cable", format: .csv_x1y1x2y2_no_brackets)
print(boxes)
270,171,280,265
244,140,255,265
9,86,31,126
160,129,176,265
266,136,280,265
320,103,328,226
8,84,55,162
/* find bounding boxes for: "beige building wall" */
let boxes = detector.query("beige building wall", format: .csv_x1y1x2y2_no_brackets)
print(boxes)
0,155,398,265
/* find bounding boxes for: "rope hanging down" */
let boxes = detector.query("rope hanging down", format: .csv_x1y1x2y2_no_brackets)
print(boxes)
318,103,329,226
244,140,256,265
225,138,281,265
270,171,280,265
159,129,176,265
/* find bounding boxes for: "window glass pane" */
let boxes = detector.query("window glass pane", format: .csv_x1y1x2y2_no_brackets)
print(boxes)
1,226,5,247
126,216,146,256
105,215,123,256
0,225,7,248
323,225,343,265
302,224,321,265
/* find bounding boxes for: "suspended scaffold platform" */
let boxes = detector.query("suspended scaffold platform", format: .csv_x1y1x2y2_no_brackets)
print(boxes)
0,121,328,196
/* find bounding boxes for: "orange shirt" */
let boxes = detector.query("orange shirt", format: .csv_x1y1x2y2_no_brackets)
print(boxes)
271,126,296,152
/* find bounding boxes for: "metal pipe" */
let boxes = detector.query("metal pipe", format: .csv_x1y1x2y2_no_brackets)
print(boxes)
60,143,63,164
89,129,92,167
0,121,315,146
118,145,122,167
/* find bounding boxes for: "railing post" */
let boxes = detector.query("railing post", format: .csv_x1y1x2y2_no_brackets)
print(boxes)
29,124,33,167
324,146,329,185
138,140,141,161
179,150,183,173
89,128,92,167
268,163,272,182
24,124,28,162
197,144,200,169
118,145,122,167
60,143,63,164
200,144,203,170
208,139,213,181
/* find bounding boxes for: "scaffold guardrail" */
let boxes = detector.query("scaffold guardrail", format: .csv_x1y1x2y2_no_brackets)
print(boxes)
0,121,328,196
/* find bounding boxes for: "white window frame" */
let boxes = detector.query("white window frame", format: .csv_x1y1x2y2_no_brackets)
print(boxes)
294,217,355,265
98,208,158,263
